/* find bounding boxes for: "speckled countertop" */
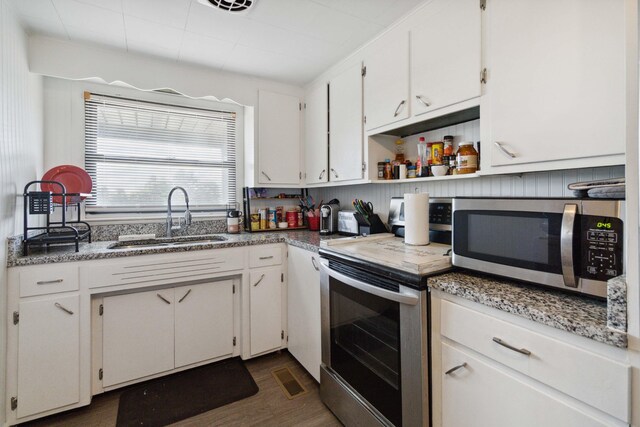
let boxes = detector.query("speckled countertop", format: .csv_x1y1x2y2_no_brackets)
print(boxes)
7,230,342,267
429,271,627,348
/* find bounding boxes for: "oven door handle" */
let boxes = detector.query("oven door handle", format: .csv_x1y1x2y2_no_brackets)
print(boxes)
320,262,419,306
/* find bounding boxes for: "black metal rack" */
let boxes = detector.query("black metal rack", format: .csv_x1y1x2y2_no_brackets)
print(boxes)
22,180,92,255
243,187,309,233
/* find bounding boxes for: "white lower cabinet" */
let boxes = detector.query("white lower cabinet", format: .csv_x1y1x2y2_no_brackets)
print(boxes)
432,294,631,427
16,294,80,418
249,266,284,356
287,246,321,381
102,280,235,387
102,288,175,387
441,342,609,427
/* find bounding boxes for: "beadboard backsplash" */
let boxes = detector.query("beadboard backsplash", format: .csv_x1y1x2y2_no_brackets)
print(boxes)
310,120,625,222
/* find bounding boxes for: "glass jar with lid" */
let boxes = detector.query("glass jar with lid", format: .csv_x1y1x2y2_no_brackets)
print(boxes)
456,142,478,174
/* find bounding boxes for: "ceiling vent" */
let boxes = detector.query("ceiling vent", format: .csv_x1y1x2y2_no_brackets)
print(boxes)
197,0,255,14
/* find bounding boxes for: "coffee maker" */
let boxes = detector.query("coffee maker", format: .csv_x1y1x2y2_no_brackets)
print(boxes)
319,201,340,235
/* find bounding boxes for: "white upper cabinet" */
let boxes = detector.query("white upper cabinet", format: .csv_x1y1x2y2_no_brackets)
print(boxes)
410,0,481,116
256,90,301,185
304,83,329,185
329,62,365,182
363,27,410,131
481,0,625,172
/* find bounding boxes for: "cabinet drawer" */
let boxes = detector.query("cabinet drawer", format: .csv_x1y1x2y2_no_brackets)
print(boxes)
249,245,282,268
440,300,630,422
19,264,79,297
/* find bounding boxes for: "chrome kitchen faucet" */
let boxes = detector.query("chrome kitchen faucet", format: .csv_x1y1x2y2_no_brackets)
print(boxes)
166,186,192,237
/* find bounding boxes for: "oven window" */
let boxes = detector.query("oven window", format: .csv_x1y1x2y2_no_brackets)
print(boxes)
329,277,402,426
454,210,564,274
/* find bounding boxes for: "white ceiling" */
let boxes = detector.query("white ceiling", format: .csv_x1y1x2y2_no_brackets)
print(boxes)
7,0,424,85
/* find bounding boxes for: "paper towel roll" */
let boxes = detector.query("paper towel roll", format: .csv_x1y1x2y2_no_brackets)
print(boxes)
404,193,429,245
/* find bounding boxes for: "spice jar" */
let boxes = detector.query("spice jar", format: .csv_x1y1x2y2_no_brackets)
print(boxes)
456,142,478,174
407,165,417,178
377,162,386,179
432,142,444,165
383,159,393,180
443,135,454,156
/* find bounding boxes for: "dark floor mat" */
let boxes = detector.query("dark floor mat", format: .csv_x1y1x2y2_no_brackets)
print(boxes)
116,357,259,427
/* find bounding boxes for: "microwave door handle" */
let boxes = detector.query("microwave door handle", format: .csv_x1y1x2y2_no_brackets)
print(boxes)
561,204,578,288
319,262,419,306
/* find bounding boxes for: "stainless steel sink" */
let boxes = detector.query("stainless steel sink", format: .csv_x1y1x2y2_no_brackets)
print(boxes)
107,235,227,250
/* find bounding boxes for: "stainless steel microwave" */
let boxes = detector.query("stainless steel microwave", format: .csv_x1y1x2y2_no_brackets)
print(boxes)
452,198,624,298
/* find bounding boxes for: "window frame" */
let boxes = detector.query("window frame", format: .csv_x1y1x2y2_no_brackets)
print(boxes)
82,89,244,222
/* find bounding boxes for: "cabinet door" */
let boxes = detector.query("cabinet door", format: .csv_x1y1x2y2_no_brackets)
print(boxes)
329,63,364,182
363,27,410,131
411,0,481,116
287,246,321,381
102,288,175,387
258,90,301,185
441,343,609,427
304,83,329,184
17,295,80,418
249,266,283,356
174,281,234,368
484,0,625,168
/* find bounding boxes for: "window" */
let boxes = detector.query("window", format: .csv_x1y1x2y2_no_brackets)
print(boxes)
84,93,238,214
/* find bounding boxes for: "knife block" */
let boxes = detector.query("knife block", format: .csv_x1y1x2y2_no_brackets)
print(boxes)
354,213,388,235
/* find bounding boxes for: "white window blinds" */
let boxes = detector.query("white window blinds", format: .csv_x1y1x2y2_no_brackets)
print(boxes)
84,93,237,213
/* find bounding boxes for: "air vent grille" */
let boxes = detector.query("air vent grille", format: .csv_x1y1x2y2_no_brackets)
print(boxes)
200,0,254,13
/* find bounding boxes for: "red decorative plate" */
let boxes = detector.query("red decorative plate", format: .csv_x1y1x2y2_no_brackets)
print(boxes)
41,165,92,205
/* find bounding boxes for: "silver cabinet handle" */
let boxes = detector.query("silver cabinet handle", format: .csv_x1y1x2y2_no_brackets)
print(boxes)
492,337,531,356
318,169,326,180
393,100,406,117
37,279,63,285
416,95,431,107
330,168,339,178
157,294,171,304
494,141,517,159
311,256,320,271
178,289,192,303
445,362,467,375
561,204,578,288
259,255,274,260
54,302,74,315
261,171,272,181
253,274,266,287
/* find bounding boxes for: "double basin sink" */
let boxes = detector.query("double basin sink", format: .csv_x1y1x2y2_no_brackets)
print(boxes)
107,235,227,250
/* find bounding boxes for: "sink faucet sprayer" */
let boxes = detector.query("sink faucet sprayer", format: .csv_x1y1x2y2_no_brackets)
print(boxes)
166,186,192,237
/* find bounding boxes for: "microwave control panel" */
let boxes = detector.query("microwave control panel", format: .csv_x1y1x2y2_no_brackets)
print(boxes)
581,216,623,281
429,202,452,226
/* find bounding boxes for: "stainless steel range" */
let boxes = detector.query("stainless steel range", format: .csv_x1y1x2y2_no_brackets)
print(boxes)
318,234,452,427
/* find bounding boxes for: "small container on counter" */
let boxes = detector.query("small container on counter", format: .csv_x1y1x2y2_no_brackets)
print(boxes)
286,210,298,228
259,208,268,229
250,213,260,231
268,208,277,229
456,142,479,174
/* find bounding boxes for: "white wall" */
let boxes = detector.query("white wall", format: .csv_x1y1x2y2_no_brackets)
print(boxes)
0,0,44,422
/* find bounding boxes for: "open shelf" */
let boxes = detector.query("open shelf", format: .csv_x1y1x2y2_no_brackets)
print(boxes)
369,173,479,184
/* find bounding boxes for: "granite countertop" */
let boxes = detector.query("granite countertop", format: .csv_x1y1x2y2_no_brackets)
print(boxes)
7,230,342,267
429,271,627,348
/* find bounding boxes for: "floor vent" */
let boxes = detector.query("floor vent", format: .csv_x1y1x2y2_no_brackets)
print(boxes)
271,367,307,400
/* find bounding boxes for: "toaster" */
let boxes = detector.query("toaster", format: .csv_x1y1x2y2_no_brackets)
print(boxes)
388,197,452,244
337,211,359,236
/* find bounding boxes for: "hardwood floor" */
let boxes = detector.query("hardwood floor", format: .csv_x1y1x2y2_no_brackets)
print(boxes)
21,351,342,427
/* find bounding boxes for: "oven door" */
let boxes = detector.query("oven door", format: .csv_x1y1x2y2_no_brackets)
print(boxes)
319,258,428,427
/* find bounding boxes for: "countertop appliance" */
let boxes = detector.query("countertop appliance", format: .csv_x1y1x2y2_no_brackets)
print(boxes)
337,210,359,236
388,197,452,244
320,203,339,235
318,234,452,426
452,198,624,298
